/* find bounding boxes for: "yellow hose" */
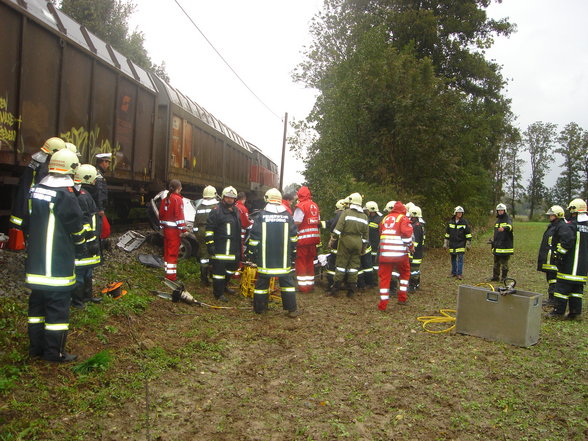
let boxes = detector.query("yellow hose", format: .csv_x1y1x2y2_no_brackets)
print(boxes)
474,283,496,291
416,309,457,334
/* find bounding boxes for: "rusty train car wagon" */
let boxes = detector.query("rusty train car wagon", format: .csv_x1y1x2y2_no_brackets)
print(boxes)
0,0,279,223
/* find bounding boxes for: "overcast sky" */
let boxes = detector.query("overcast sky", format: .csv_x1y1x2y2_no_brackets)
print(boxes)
130,0,588,188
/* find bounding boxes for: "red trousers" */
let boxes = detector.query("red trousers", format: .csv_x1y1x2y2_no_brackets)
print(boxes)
163,228,181,280
378,257,410,302
296,245,317,292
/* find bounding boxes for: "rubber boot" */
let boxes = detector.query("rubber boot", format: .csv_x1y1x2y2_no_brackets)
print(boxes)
491,262,500,282
253,293,269,314
567,296,582,320
281,291,297,312
408,277,416,293
224,274,236,295
347,283,356,298
549,297,567,317
83,278,101,304
200,264,210,287
28,323,45,358
328,281,341,297
213,277,227,301
43,330,77,363
71,284,85,309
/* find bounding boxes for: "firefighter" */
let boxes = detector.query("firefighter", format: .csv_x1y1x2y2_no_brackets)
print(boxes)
94,152,111,240
359,201,382,289
24,148,85,362
549,198,587,319
378,201,413,310
159,180,186,281
324,199,346,290
409,205,425,292
247,188,300,316
71,164,102,309
444,206,472,280
329,193,369,298
537,205,565,306
193,185,218,286
490,203,514,281
293,186,321,293
206,186,242,302
9,137,66,249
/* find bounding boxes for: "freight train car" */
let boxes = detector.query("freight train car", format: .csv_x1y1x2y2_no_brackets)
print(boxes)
0,0,279,225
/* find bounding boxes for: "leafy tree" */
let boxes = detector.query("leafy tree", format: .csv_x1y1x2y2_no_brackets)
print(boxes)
556,122,584,202
523,121,556,220
293,0,514,244
581,131,588,200
495,127,524,216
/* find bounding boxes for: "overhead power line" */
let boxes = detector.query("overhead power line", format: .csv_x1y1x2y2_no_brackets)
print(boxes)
173,0,283,121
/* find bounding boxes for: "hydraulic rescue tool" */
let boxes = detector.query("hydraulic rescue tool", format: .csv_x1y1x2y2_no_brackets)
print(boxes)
152,279,248,310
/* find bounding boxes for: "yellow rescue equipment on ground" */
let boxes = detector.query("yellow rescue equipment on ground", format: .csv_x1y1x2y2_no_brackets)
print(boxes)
239,263,281,303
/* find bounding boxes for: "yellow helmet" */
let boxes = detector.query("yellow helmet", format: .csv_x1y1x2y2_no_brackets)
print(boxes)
454,206,464,214
48,148,80,175
567,198,587,213
364,201,379,213
221,186,238,199
41,137,66,154
335,199,347,210
264,187,282,204
203,185,217,199
410,206,422,218
347,192,363,206
74,164,98,185
384,200,396,213
545,205,565,218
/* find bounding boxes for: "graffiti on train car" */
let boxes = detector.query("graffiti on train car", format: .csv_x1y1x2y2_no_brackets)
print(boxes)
0,97,22,147
60,125,121,169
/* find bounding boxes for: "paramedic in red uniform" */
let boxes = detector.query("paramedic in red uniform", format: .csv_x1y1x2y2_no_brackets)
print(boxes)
159,180,186,281
293,186,321,292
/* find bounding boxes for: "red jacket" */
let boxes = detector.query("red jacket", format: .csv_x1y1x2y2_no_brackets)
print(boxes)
159,192,186,231
236,200,252,229
295,186,320,246
379,201,413,263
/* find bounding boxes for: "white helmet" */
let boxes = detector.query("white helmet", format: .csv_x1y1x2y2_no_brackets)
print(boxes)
496,203,507,212
454,206,464,214
221,186,238,199
74,164,98,185
65,142,81,157
410,206,422,218
405,202,415,213
264,187,282,204
364,201,379,213
203,185,217,199
568,198,587,213
41,137,66,154
545,205,565,218
384,200,396,213
49,148,80,175
347,192,362,206
335,199,347,210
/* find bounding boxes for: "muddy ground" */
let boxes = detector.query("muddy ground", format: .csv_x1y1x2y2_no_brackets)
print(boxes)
1,224,587,440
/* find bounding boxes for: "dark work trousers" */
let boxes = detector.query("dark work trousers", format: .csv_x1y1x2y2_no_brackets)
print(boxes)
211,258,238,299
553,279,584,316
493,255,510,280
253,273,297,314
28,289,72,359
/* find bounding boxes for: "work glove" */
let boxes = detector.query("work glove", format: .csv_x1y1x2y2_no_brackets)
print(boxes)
466,241,472,250
443,239,449,249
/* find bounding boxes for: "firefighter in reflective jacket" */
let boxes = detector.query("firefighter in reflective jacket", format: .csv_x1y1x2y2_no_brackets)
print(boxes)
537,205,565,306
24,148,85,362
247,188,300,316
329,193,369,297
159,180,186,281
549,198,588,319
293,186,321,292
324,199,346,289
444,206,472,280
490,203,514,281
193,185,219,286
358,201,381,289
378,201,413,310
408,205,425,292
72,164,102,309
9,137,66,249
206,186,242,301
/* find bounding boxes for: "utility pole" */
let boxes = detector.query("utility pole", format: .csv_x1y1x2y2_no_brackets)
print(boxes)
279,112,288,192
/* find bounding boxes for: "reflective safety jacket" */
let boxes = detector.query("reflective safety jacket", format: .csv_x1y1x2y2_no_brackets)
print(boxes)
553,214,588,283
445,216,472,254
410,217,425,264
295,186,321,247
193,198,218,231
333,204,369,251
492,213,514,255
10,151,49,229
159,193,186,231
205,203,242,261
23,175,85,291
74,185,101,268
247,203,297,275
379,202,413,263
368,212,384,256
537,220,558,272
